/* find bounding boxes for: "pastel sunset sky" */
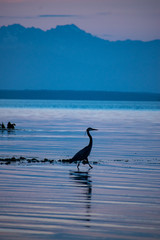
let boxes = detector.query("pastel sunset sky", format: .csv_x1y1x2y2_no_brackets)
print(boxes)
0,0,159,41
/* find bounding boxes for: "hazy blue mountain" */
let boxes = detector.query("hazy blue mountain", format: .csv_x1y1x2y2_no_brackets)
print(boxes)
0,24,160,93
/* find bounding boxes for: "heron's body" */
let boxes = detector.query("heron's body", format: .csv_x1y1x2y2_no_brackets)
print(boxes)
71,127,97,169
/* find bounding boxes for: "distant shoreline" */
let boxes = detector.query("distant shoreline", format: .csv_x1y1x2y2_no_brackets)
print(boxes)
0,90,159,101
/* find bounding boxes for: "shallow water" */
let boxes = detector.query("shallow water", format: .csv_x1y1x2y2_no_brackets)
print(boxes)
0,163,160,240
0,99,160,239
0,100,160,162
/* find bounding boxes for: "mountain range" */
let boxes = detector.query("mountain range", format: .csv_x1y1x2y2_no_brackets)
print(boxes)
0,24,160,93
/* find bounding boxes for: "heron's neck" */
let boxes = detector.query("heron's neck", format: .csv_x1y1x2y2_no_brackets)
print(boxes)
87,131,93,147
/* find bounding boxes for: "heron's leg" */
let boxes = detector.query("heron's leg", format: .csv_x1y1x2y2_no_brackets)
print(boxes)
86,158,93,169
77,161,80,170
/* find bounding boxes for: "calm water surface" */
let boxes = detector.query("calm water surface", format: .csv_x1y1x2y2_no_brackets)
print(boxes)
0,99,160,239
0,99,160,161
0,164,160,240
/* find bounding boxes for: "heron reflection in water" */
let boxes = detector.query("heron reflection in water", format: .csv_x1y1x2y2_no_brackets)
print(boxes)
70,127,98,169
70,170,92,225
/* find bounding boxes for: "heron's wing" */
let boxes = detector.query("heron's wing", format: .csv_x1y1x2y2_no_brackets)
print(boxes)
72,145,91,161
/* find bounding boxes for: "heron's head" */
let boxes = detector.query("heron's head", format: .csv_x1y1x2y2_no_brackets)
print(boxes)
86,127,98,132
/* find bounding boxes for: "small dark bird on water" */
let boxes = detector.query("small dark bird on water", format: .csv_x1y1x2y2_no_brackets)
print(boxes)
70,127,98,169
7,122,16,129
0,122,5,129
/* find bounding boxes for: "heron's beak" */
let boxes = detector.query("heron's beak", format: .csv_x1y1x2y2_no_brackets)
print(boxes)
92,128,98,131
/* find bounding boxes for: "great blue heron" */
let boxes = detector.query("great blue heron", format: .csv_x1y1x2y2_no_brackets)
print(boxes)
70,127,98,169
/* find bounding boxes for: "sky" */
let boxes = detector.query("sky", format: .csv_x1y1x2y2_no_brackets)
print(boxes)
0,0,160,41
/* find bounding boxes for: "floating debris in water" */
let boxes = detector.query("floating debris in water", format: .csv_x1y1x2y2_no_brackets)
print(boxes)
0,157,99,165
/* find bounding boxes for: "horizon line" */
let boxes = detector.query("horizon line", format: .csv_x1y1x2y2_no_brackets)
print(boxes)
0,89,160,95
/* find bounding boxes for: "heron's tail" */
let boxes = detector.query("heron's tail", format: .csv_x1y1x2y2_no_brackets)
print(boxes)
69,158,74,163
69,157,77,163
